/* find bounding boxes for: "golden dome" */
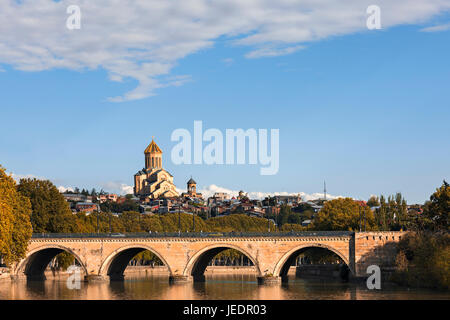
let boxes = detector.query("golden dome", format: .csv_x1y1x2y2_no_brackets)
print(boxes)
144,138,162,154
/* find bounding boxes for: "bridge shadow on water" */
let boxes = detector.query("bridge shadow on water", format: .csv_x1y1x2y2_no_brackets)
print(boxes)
26,280,46,296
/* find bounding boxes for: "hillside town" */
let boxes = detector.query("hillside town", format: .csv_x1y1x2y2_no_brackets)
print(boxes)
60,139,424,229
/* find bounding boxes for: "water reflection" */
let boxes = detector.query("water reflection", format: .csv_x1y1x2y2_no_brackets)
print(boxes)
0,274,449,300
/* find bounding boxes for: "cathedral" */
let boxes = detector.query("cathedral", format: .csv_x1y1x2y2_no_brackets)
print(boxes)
134,139,179,200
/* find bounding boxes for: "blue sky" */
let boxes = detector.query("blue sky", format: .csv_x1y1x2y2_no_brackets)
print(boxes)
1,1,449,203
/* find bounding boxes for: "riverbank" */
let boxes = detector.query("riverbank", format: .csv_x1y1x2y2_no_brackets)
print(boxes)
0,268,9,281
125,266,262,275
0,265,341,281
41,265,269,279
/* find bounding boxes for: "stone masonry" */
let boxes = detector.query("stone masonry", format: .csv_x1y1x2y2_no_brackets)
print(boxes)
11,232,406,284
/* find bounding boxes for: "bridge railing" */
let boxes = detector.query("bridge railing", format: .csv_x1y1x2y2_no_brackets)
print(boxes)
31,231,353,238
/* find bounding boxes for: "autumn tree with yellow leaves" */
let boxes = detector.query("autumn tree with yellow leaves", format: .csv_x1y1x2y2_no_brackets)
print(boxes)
309,197,377,231
0,166,32,265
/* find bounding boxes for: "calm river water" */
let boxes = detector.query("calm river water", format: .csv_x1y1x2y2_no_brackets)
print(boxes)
0,274,449,300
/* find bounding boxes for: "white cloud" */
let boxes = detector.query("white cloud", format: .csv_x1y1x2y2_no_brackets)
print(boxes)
245,45,304,59
197,184,343,201
57,185,74,193
222,58,234,66
100,181,134,195
9,172,75,193
420,22,450,32
8,171,136,195
10,172,44,182
1,1,449,101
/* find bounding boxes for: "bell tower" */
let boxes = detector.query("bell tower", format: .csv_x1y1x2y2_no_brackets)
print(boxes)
187,177,197,195
144,137,163,170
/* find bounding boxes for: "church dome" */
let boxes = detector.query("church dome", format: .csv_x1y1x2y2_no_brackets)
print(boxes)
144,139,162,154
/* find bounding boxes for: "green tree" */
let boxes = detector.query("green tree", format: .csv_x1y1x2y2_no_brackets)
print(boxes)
0,166,33,265
100,198,139,213
140,215,163,232
375,193,408,230
376,195,389,230
120,211,142,232
132,250,163,266
393,232,450,289
279,223,306,232
422,180,450,231
263,196,276,206
310,198,377,231
206,214,275,232
277,204,291,226
299,247,344,264
55,252,75,271
73,211,125,233
287,212,302,224
213,249,248,266
395,192,408,228
294,202,315,221
367,196,380,208
17,178,77,233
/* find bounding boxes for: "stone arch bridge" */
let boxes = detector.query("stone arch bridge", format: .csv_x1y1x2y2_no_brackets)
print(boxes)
12,231,406,284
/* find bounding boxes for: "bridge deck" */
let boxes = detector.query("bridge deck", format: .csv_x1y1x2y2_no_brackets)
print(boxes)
31,231,354,239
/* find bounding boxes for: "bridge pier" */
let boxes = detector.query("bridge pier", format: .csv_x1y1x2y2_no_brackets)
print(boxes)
192,275,206,282
84,275,108,282
257,276,281,285
169,275,192,284
27,274,47,281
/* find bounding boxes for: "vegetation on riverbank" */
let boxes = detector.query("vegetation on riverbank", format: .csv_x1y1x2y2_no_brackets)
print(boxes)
392,232,449,290
0,166,32,265
391,181,449,290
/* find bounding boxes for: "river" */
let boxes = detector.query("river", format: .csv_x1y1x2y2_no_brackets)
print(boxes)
1,274,449,300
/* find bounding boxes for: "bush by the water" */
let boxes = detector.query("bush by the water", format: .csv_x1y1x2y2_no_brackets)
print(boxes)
392,232,449,290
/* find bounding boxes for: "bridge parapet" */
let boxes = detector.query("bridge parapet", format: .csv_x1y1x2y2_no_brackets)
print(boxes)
31,231,354,239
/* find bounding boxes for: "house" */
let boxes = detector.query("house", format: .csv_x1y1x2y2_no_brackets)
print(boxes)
76,202,99,213
139,204,159,214
98,194,118,203
213,192,229,201
273,194,302,206
62,193,87,202
301,219,312,227
264,206,281,216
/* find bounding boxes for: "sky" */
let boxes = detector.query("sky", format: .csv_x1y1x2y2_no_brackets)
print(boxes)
1,0,450,203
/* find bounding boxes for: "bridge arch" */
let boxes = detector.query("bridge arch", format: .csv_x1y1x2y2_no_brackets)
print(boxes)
99,244,171,280
15,244,88,280
273,243,353,279
183,243,261,281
